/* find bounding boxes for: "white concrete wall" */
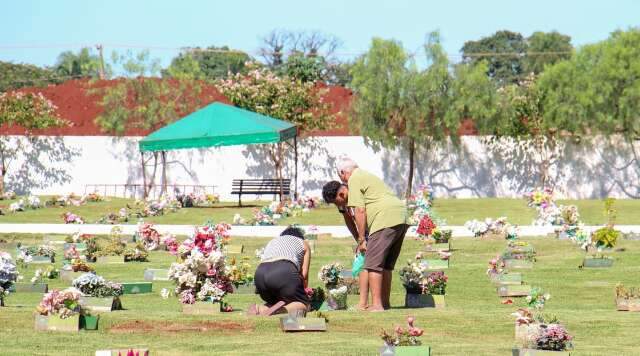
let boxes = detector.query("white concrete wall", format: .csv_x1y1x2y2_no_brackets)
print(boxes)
4,135,640,199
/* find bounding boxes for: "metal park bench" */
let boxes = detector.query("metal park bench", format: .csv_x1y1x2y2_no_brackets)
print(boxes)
231,178,291,206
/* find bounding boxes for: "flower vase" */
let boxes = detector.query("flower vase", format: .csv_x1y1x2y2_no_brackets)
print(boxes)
80,314,99,330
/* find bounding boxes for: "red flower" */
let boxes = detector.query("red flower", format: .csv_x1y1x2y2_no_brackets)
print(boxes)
416,215,436,237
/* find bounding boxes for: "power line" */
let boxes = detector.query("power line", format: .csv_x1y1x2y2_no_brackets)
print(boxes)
0,42,574,60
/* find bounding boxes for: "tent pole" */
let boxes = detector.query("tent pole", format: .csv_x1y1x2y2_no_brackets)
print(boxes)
141,151,147,199
294,136,298,200
161,150,167,196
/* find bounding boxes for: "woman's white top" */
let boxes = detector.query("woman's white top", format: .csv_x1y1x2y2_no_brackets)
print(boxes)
260,234,305,270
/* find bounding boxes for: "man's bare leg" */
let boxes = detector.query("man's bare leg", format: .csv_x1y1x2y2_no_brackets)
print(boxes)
382,269,392,309
368,269,384,311
357,270,369,310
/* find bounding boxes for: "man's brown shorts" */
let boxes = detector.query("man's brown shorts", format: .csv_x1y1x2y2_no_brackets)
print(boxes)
364,224,409,272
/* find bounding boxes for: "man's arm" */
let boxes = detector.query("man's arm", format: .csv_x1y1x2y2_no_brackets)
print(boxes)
341,210,359,242
354,207,367,253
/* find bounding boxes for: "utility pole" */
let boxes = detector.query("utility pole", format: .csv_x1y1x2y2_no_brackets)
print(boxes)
96,44,106,80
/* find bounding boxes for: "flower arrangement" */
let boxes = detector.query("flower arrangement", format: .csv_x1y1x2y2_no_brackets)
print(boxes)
36,288,81,319
63,245,81,260
123,243,149,262
525,188,554,209
535,324,573,351
0,251,18,305
136,223,162,250
168,222,233,307
66,259,93,272
465,217,518,239
486,256,505,276
526,287,551,310
96,208,130,224
17,244,56,264
399,257,447,295
380,316,424,347
95,237,126,257
327,285,348,309
590,226,619,250
306,287,326,306
251,208,275,226
8,195,41,212
132,195,181,217
72,273,123,297
82,192,103,203
416,215,436,238
62,212,85,224
318,263,344,289
31,266,59,284
1,191,16,200
615,283,640,300
407,185,436,225
226,256,253,287
232,213,247,225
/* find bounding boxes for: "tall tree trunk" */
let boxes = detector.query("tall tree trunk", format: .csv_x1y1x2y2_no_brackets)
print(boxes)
405,137,415,199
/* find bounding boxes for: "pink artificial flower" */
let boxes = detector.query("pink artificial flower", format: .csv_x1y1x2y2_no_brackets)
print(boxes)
408,327,424,337
406,316,415,327
394,326,404,335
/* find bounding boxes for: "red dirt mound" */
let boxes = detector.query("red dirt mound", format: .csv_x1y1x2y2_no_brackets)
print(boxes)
109,320,253,334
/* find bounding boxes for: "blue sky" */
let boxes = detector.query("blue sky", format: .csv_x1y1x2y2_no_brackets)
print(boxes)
1,0,639,69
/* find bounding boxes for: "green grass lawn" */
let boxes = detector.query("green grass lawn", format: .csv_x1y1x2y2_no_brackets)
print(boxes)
1,197,639,226
1,233,639,355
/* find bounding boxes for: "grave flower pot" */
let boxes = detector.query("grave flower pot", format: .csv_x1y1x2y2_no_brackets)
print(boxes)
404,292,445,308
616,298,640,311
515,323,541,346
34,314,80,332
310,300,329,311
182,301,221,315
511,348,571,355
79,296,122,312
80,314,99,330
379,345,431,356
327,293,348,310
581,258,613,268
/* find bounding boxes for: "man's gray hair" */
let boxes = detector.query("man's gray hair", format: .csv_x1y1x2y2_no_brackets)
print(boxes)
337,157,358,174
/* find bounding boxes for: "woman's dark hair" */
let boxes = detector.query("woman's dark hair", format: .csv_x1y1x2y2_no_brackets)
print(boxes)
281,226,305,240
322,180,342,203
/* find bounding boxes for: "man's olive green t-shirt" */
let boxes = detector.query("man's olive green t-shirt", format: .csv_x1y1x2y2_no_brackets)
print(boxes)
347,168,407,235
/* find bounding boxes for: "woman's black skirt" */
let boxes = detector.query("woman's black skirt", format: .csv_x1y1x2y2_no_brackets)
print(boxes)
254,260,309,306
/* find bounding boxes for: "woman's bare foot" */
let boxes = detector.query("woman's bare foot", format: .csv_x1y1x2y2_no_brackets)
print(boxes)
355,304,369,311
367,305,385,312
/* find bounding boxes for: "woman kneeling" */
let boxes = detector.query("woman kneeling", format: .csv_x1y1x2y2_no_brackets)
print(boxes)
250,226,311,315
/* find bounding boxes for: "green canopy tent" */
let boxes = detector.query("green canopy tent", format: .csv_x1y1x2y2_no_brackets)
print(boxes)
138,102,298,199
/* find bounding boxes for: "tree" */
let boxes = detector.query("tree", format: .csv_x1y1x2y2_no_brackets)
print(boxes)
94,50,208,197
524,31,573,75
0,61,59,93
461,30,527,85
216,63,335,198
350,33,464,198
54,47,109,79
539,28,640,139
282,52,327,83
461,30,573,85
164,46,251,80
0,92,68,194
